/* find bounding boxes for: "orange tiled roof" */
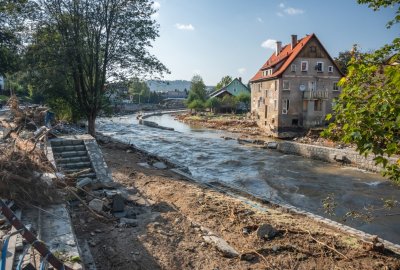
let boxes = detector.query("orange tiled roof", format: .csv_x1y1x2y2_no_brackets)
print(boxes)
250,34,315,82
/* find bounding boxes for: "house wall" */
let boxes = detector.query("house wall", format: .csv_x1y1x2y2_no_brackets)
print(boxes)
251,79,280,136
226,79,250,96
251,36,342,137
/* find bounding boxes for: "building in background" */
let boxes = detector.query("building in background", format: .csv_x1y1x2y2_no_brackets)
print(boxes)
209,77,249,99
249,33,343,138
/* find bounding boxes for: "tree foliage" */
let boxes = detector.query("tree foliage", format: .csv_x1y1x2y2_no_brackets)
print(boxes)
187,75,207,104
187,99,204,112
236,91,250,111
323,40,400,182
357,0,400,28
29,0,168,134
205,97,221,112
215,75,232,91
334,50,352,75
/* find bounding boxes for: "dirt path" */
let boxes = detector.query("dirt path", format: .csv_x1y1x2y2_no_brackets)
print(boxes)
70,141,400,270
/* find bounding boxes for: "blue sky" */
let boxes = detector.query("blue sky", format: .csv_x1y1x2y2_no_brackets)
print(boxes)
150,0,399,85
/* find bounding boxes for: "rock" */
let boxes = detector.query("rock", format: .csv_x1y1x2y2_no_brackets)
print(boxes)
88,199,104,213
112,194,125,212
120,218,138,227
90,232,95,236
256,224,278,240
153,162,167,169
240,252,256,261
137,162,151,168
113,211,127,218
95,229,102,233
266,142,278,149
202,235,239,258
76,177,94,189
126,149,133,153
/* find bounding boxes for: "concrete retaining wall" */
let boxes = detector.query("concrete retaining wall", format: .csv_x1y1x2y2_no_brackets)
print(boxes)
277,141,397,173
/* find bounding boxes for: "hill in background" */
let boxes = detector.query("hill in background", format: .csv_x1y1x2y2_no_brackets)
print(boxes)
147,80,214,93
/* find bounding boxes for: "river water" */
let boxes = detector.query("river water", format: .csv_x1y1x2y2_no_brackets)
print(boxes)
97,114,400,244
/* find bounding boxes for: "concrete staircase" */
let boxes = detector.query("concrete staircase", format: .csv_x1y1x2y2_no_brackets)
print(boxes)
50,139,96,180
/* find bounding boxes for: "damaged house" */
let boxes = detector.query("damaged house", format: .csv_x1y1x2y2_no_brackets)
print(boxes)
249,33,343,138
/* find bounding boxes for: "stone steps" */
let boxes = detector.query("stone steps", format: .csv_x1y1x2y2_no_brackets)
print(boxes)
56,156,91,164
52,145,86,153
50,139,97,179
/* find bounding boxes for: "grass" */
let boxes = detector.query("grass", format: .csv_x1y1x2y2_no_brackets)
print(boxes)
0,95,9,102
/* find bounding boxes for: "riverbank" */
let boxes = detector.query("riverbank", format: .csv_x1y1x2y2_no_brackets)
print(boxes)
175,113,263,137
72,138,400,269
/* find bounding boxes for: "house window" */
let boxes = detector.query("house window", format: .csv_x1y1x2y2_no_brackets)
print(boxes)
282,99,289,114
265,105,268,118
234,88,236,92
301,61,308,72
258,83,261,92
316,62,324,72
268,69,273,75
292,119,298,126
328,66,333,73
333,82,339,91
314,100,322,111
310,46,316,52
283,80,290,90
291,64,296,72
274,80,277,90
274,100,278,111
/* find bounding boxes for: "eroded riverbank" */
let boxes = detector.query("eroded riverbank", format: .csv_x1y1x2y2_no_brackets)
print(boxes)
77,139,400,269
96,114,400,245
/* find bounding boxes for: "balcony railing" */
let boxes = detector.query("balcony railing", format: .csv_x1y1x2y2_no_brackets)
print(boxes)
303,90,329,100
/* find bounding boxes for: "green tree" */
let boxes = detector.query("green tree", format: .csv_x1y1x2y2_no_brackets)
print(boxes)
221,95,238,113
323,1,400,182
129,78,151,103
187,75,207,104
334,51,352,75
205,97,221,113
235,92,251,111
31,0,168,135
187,99,204,112
215,75,232,90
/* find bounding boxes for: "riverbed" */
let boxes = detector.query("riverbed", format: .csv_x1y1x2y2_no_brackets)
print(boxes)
97,113,400,244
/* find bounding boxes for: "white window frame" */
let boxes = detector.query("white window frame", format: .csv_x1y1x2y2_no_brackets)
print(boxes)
316,61,324,72
282,99,289,114
301,61,308,72
328,66,333,73
333,81,339,91
291,64,296,72
282,80,290,90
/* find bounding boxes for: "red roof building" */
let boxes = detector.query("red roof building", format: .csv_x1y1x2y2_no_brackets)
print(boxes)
249,34,343,138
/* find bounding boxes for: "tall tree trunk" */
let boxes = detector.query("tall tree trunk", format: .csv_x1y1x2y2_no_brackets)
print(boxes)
88,111,96,136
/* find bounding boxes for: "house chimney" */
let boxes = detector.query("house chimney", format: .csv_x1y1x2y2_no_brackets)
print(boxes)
291,34,298,49
238,77,242,82
276,41,282,55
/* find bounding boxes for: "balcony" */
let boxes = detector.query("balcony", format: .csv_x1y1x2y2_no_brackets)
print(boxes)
303,90,329,100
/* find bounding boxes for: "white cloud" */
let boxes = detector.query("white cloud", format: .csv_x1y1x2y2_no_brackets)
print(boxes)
261,39,277,50
276,12,284,17
175,23,195,31
279,3,285,8
238,68,246,74
257,17,263,23
153,1,161,9
284,7,304,15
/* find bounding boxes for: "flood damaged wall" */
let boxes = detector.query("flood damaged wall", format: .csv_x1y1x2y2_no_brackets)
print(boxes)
277,141,397,173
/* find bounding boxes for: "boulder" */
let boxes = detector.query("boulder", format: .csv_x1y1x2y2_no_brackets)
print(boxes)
256,224,278,240
202,235,239,258
88,199,104,213
76,177,94,189
153,162,167,169
112,194,125,212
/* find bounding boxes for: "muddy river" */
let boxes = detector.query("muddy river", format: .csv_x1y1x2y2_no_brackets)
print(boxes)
97,113,400,244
